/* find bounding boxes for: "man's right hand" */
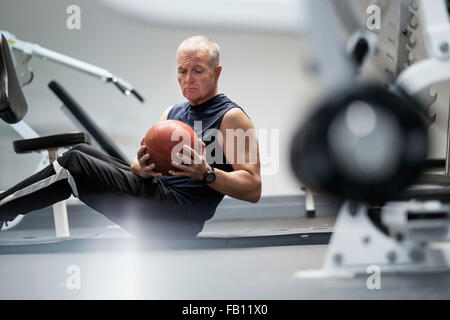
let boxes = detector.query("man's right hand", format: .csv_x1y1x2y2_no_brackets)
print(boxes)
131,145,163,178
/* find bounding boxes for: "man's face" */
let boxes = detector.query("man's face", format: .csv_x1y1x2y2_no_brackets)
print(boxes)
177,49,221,106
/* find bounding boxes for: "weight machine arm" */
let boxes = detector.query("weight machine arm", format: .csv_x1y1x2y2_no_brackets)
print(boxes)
0,30,145,103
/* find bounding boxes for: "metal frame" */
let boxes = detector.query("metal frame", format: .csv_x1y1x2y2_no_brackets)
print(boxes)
396,0,450,185
0,30,142,234
296,0,450,278
318,202,449,276
0,30,144,102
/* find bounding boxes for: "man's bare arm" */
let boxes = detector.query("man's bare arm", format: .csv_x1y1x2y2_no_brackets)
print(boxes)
208,108,261,203
159,105,173,121
156,106,262,203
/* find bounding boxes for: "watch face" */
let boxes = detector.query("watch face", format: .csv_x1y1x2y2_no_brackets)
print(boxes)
205,173,216,183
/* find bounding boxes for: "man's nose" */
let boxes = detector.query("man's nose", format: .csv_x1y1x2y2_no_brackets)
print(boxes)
186,71,194,83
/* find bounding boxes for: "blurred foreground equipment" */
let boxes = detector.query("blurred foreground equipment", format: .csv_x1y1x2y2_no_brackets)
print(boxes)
292,0,450,276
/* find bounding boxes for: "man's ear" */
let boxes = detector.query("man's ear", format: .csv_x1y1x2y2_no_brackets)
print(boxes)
216,65,222,78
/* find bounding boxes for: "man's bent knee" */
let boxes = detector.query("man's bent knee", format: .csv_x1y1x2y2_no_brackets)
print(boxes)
70,143,91,154
56,149,89,177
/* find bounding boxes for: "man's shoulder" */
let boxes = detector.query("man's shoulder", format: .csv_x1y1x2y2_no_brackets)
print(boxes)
221,106,252,129
216,94,243,114
169,101,189,114
219,94,238,107
223,106,245,119
173,101,190,109
216,95,252,126
161,101,189,121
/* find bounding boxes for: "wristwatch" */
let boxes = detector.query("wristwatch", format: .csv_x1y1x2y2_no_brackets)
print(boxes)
203,166,216,185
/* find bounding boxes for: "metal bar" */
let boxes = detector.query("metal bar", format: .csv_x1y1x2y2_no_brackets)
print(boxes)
48,149,70,238
446,100,450,174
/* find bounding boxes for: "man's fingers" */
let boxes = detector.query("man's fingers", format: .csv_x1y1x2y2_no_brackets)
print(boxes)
183,144,202,164
171,161,192,172
139,154,150,166
178,145,194,160
173,152,193,165
201,140,207,157
137,145,146,159
181,154,195,165
149,171,162,177
168,169,189,177
143,163,163,177
144,163,156,171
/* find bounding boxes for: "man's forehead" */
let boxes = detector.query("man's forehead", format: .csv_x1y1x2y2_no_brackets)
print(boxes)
177,49,210,63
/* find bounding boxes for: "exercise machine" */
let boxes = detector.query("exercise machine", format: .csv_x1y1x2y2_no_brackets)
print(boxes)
0,31,144,235
292,0,450,276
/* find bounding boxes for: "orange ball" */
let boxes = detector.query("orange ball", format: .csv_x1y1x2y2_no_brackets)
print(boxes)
141,120,198,175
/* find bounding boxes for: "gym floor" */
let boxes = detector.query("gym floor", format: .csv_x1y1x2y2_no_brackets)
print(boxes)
1,201,449,300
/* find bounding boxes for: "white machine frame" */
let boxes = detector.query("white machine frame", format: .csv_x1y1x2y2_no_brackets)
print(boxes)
318,201,450,277
0,31,138,96
1,31,141,236
297,0,450,278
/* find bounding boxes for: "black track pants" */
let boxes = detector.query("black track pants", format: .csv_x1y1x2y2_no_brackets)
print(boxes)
0,144,199,238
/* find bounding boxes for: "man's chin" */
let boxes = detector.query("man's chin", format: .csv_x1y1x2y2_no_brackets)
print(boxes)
184,94,201,104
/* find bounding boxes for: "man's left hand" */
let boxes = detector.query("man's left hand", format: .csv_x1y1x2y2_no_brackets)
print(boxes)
169,139,211,180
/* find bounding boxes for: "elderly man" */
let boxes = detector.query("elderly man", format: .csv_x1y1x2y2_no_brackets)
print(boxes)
0,36,261,238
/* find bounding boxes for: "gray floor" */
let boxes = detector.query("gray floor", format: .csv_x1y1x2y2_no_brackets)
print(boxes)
0,204,449,299
1,239,450,299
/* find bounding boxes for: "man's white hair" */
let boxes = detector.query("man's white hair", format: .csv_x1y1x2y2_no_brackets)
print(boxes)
177,35,220,67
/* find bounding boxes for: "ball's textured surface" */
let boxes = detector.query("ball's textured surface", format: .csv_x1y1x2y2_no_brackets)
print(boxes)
141,120,198,175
